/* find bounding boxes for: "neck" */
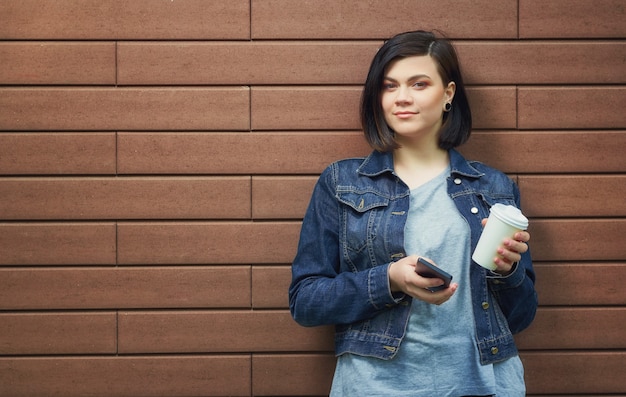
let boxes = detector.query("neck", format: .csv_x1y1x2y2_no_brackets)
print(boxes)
393,145,450,190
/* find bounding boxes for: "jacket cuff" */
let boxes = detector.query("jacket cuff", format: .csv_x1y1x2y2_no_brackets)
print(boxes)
487,262,526,290
367,263,405,309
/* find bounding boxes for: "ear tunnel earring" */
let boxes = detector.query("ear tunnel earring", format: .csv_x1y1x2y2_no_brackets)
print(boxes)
444,102,452,112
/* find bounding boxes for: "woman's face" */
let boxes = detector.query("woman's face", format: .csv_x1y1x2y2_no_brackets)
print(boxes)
381,55,455,144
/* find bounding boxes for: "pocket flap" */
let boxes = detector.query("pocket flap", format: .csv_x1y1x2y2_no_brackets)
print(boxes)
337,190,389,212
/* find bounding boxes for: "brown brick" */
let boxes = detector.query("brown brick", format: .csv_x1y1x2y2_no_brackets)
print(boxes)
0,0,250,40
118,41,379,85
466,87,517,129
117,221,301,264
519,0,626,38
460,131,626,174
518,87,626,129
0,267,250,310
521,352,626,394
0,87,249,131
253,353,336,396
252,176,317,219
118,310,333,353
533,263,625,306
530,219,626,261
0,356,251,397
0,42,115,85
0,312,116,354
252,0,517,39
252,87,362,130
515,308,626,350
456,41,626,84
0,223,116,265
0,133,116,175
0,177,251,220
252,266,292,308
518,175,625,218
117,132,371,175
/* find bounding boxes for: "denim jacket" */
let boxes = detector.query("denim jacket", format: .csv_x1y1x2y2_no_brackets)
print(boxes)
289,149,538,365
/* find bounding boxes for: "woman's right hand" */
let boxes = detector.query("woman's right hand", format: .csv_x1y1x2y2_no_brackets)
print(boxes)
388,255,458,305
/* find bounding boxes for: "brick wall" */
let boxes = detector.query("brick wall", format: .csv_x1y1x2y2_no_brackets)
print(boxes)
0,0,624,395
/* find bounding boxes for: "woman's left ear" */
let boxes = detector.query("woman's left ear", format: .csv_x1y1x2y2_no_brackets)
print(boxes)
445,81,456,102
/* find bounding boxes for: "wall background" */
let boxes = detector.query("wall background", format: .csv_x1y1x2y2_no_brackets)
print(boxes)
0,0,625,395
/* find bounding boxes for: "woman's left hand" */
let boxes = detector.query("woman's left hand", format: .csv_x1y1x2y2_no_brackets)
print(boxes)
481,219,530,275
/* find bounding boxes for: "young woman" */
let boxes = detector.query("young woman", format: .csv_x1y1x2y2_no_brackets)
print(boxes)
289,30,537,396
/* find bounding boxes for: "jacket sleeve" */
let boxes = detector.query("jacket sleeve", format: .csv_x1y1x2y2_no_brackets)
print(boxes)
288,164,400,327
488,183,538,334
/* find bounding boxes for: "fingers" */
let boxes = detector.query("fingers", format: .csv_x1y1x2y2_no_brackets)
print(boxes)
412,283,458,305
389,256,458,305
493,232,530,273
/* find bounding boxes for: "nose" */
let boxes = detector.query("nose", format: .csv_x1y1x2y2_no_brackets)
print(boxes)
394,86,413,105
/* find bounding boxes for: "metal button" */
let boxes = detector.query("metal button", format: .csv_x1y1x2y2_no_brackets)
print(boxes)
491,347,499,355
454,178,462,185
482,301,490,310
471,207,479,214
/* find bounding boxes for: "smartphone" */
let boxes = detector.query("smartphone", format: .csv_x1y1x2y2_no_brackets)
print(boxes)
415,257,453,292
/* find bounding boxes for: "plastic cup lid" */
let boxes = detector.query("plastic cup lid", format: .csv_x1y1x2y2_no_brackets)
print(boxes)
490,203,529,230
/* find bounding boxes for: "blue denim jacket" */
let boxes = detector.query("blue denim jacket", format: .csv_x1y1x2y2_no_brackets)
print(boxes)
289,149,538,365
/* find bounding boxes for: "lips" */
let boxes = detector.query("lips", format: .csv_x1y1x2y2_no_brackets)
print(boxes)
393,111,417,119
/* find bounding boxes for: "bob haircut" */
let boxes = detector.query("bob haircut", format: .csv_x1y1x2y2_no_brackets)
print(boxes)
360,30,472,152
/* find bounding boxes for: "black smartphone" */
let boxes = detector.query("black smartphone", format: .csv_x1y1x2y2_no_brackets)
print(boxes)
415,257,453,292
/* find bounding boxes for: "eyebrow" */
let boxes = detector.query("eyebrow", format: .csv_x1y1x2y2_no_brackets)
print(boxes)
383,74,432,82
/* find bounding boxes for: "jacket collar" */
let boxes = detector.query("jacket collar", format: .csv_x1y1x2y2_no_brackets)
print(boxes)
357,149,484,179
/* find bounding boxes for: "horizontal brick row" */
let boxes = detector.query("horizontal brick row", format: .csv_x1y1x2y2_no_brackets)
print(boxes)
518,0,626,38
0,223,116,265
0,132,116,175
115,132,370,176
0,267,251,310
517,86,626,129
1,220,624,266
3,41,623,85
1,131,624,176
1,263,623,311
252,0,626,39
2,87,624,131
0,312,117,354
533,263,626,306
0,352,623,396
522,352,626,394
459,130,626,173
117,310,334,354
1,174,623,220
3,0,624,40
0,177,252,220
518,175,626,218
529,219,626,261
3,308,621,356
514,307,626,350
0,42,116,85
0,355,251,397
0,0,251,40
0,88,250,131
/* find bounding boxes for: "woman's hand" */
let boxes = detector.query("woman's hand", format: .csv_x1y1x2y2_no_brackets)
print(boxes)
388,255,458,305
481,218,531,275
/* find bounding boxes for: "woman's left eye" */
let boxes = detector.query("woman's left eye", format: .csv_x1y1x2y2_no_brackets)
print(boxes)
413,82,428,88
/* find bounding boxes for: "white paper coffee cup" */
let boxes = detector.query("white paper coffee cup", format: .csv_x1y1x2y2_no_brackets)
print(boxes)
472,203,529,271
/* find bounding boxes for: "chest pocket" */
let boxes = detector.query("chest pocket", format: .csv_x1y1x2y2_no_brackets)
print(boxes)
336,190,389,263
